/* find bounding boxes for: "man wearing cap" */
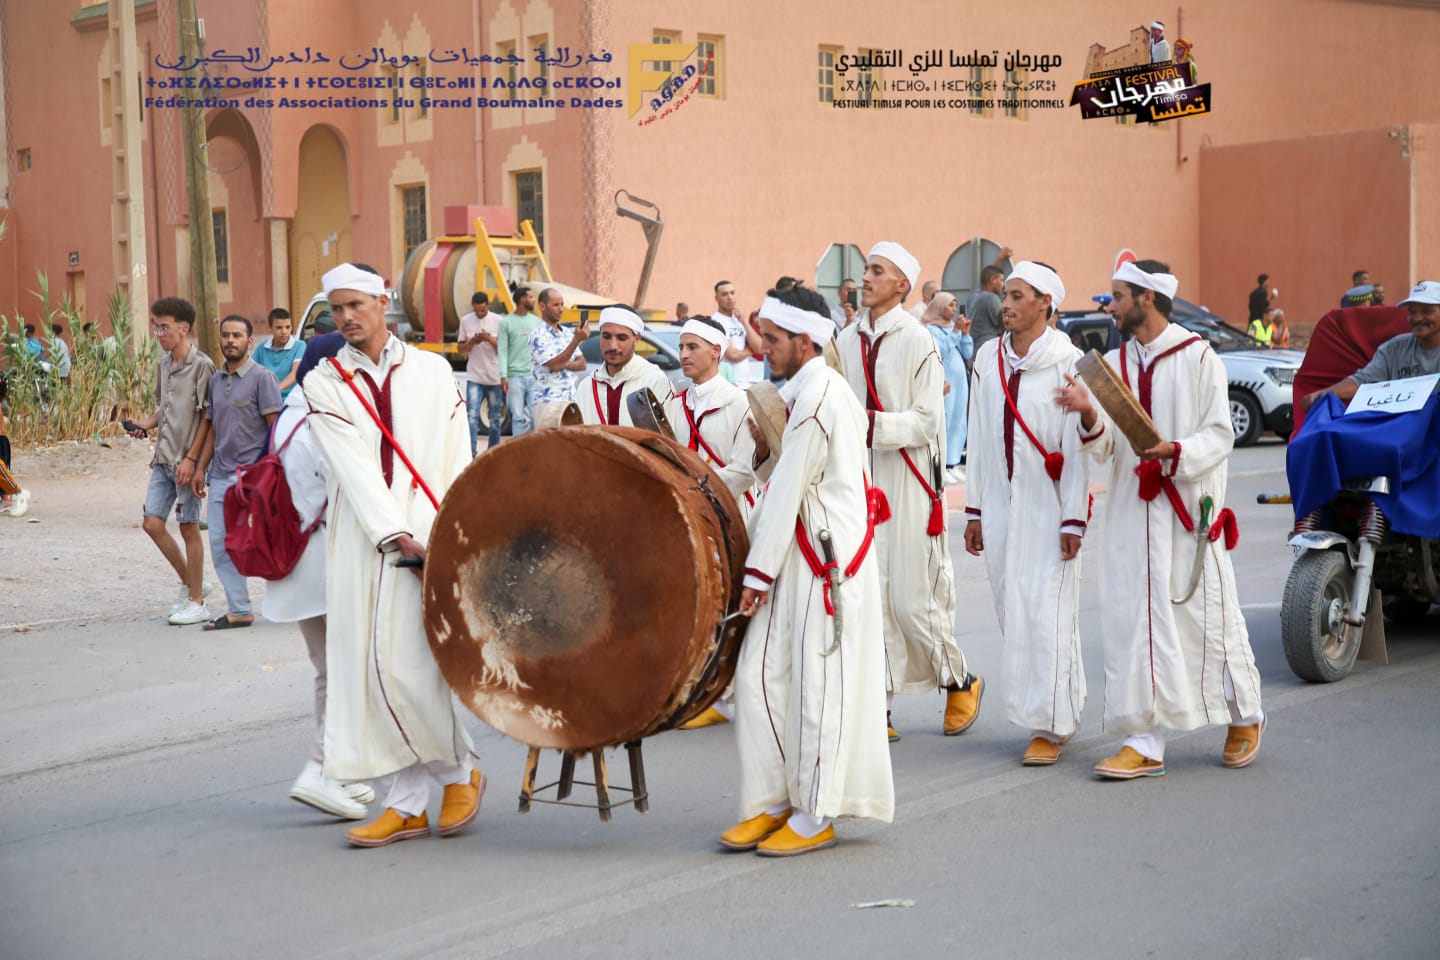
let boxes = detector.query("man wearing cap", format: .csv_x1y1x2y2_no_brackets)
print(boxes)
1148,21,1170,63
836,242,981,741
1301,280,1440,412
303,262,486,847
669,314,764,731
964,262,1090,766
723,284,893,858
574,306,675,426
1057,258,1265,780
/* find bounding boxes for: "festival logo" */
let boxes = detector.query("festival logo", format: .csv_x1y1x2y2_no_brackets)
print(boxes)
1069,20,1208,123
627,42,712,124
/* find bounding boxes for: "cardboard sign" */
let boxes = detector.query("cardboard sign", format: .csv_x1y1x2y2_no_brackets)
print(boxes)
1347,373,1440,416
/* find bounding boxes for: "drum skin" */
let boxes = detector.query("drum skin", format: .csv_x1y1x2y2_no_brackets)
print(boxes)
422,426,749,751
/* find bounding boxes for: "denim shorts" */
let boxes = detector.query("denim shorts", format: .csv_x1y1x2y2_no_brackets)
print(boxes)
143,463,202,524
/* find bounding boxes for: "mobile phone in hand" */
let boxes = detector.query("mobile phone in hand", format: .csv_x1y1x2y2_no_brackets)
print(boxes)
122,419,148,438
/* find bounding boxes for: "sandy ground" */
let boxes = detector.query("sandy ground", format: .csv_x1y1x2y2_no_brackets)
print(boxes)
2,437,258,628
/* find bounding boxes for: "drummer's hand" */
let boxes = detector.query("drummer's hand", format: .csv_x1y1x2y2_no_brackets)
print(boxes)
964,519,983,556
1056,373,1098,431
747,418,771,464
1300,389,1322,412
739,587,767,616
1138,440,1177,462
395,534,427,579
1060,532,1081,562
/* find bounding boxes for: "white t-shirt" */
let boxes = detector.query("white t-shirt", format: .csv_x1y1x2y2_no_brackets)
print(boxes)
719,311,762,386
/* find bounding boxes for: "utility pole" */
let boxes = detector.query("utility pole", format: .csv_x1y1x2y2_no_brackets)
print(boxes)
110,0,151,353
176,0,218,360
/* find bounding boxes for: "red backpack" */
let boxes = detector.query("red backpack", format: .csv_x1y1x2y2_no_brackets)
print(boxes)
223,419,323,580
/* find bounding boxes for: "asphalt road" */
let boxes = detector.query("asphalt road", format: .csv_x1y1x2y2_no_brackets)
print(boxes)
2,439,1437,960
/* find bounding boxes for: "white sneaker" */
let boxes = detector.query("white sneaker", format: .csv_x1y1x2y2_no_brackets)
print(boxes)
170,580,217,615
289,761,368,819
7,489,29,518
342,781,377,804
168,599,211,625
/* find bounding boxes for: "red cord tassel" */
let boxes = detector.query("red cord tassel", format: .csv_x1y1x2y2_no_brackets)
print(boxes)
869,486,892,526
1135,460,1162,501
1044,451,1065,482
927,496,945,536
1209,508,1240,549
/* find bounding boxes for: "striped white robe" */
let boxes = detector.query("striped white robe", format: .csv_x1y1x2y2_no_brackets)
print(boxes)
735,356,894,823
304,337,475,782
965,329,1089,737
575,352,675,427
666,374,759,513
837,305,967,694
1080,321,1263,733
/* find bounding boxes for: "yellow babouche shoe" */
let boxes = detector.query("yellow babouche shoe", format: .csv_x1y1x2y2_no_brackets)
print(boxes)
719,809,792,851
680,706,730,730
346,808,430,848
438,768,486,837
756,823,838,857
943,675,984,735
1093,746,1165,780
1022,737,1062,766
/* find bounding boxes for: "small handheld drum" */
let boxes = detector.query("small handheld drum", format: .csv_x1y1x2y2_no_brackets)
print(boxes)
422,426,749,751
1075,349,1163,452
747,382,788,459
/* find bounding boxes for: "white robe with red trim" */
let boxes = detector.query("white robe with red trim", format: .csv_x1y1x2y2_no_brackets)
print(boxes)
836,305,966,695
575,352,675,427
966,329,1089,737
665,374,759,513
304,337,475,782
1080,322,1263,734
734,356,894,823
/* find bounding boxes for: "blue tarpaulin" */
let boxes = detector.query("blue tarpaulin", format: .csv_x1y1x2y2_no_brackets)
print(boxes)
1288,392,1440,537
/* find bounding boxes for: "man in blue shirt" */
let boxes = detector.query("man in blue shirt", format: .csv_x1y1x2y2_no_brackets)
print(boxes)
252,308,306,399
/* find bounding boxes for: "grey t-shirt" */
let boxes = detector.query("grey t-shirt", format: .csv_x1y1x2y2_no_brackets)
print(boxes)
1349,333,1440,385
966,289,1004,353
206,359,283,477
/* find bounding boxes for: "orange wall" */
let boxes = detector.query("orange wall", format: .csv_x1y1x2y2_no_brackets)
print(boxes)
3,0,1439,337
1199,127,1414,330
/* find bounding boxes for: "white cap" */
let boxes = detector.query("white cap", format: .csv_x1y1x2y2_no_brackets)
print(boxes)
758,297,835,345
1398,281,1440,307
680,318,727,347
868,241,921,293
1007,261,1066,313
322,263,386,298
1150,20,1165,31
598,305,644,335
1114,260,1179,300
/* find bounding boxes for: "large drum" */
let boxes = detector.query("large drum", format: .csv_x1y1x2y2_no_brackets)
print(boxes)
422,426,749,751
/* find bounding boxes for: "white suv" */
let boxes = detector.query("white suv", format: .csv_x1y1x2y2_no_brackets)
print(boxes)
1171,300,1301,446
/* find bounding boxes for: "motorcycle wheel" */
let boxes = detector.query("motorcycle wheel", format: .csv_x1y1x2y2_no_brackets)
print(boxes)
1281,549,1360,683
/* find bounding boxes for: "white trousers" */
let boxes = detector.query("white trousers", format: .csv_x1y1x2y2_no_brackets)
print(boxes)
384,760,473,816
297,616,328,765
1123,665,1264,761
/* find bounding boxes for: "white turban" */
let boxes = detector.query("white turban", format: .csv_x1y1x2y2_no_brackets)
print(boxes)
1114,260,1179,299
758,297,834,345
322,263,387,298
1007,261,1066,313
680,318,727,347
868,241,921,293
1150,20,1164,31
598,305,644,335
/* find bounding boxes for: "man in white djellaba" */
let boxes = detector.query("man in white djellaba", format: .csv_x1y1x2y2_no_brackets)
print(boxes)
574,305,675,426
304,262,486,846
963,261,1090,766
721,284,894,858
1056,258,1265,780
263,332,376,820
669,314,763,732
836,241,983,741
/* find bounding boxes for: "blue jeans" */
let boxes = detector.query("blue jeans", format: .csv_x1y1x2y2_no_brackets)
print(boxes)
206,471,252,617
466,381,505,454
506,374,536,436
